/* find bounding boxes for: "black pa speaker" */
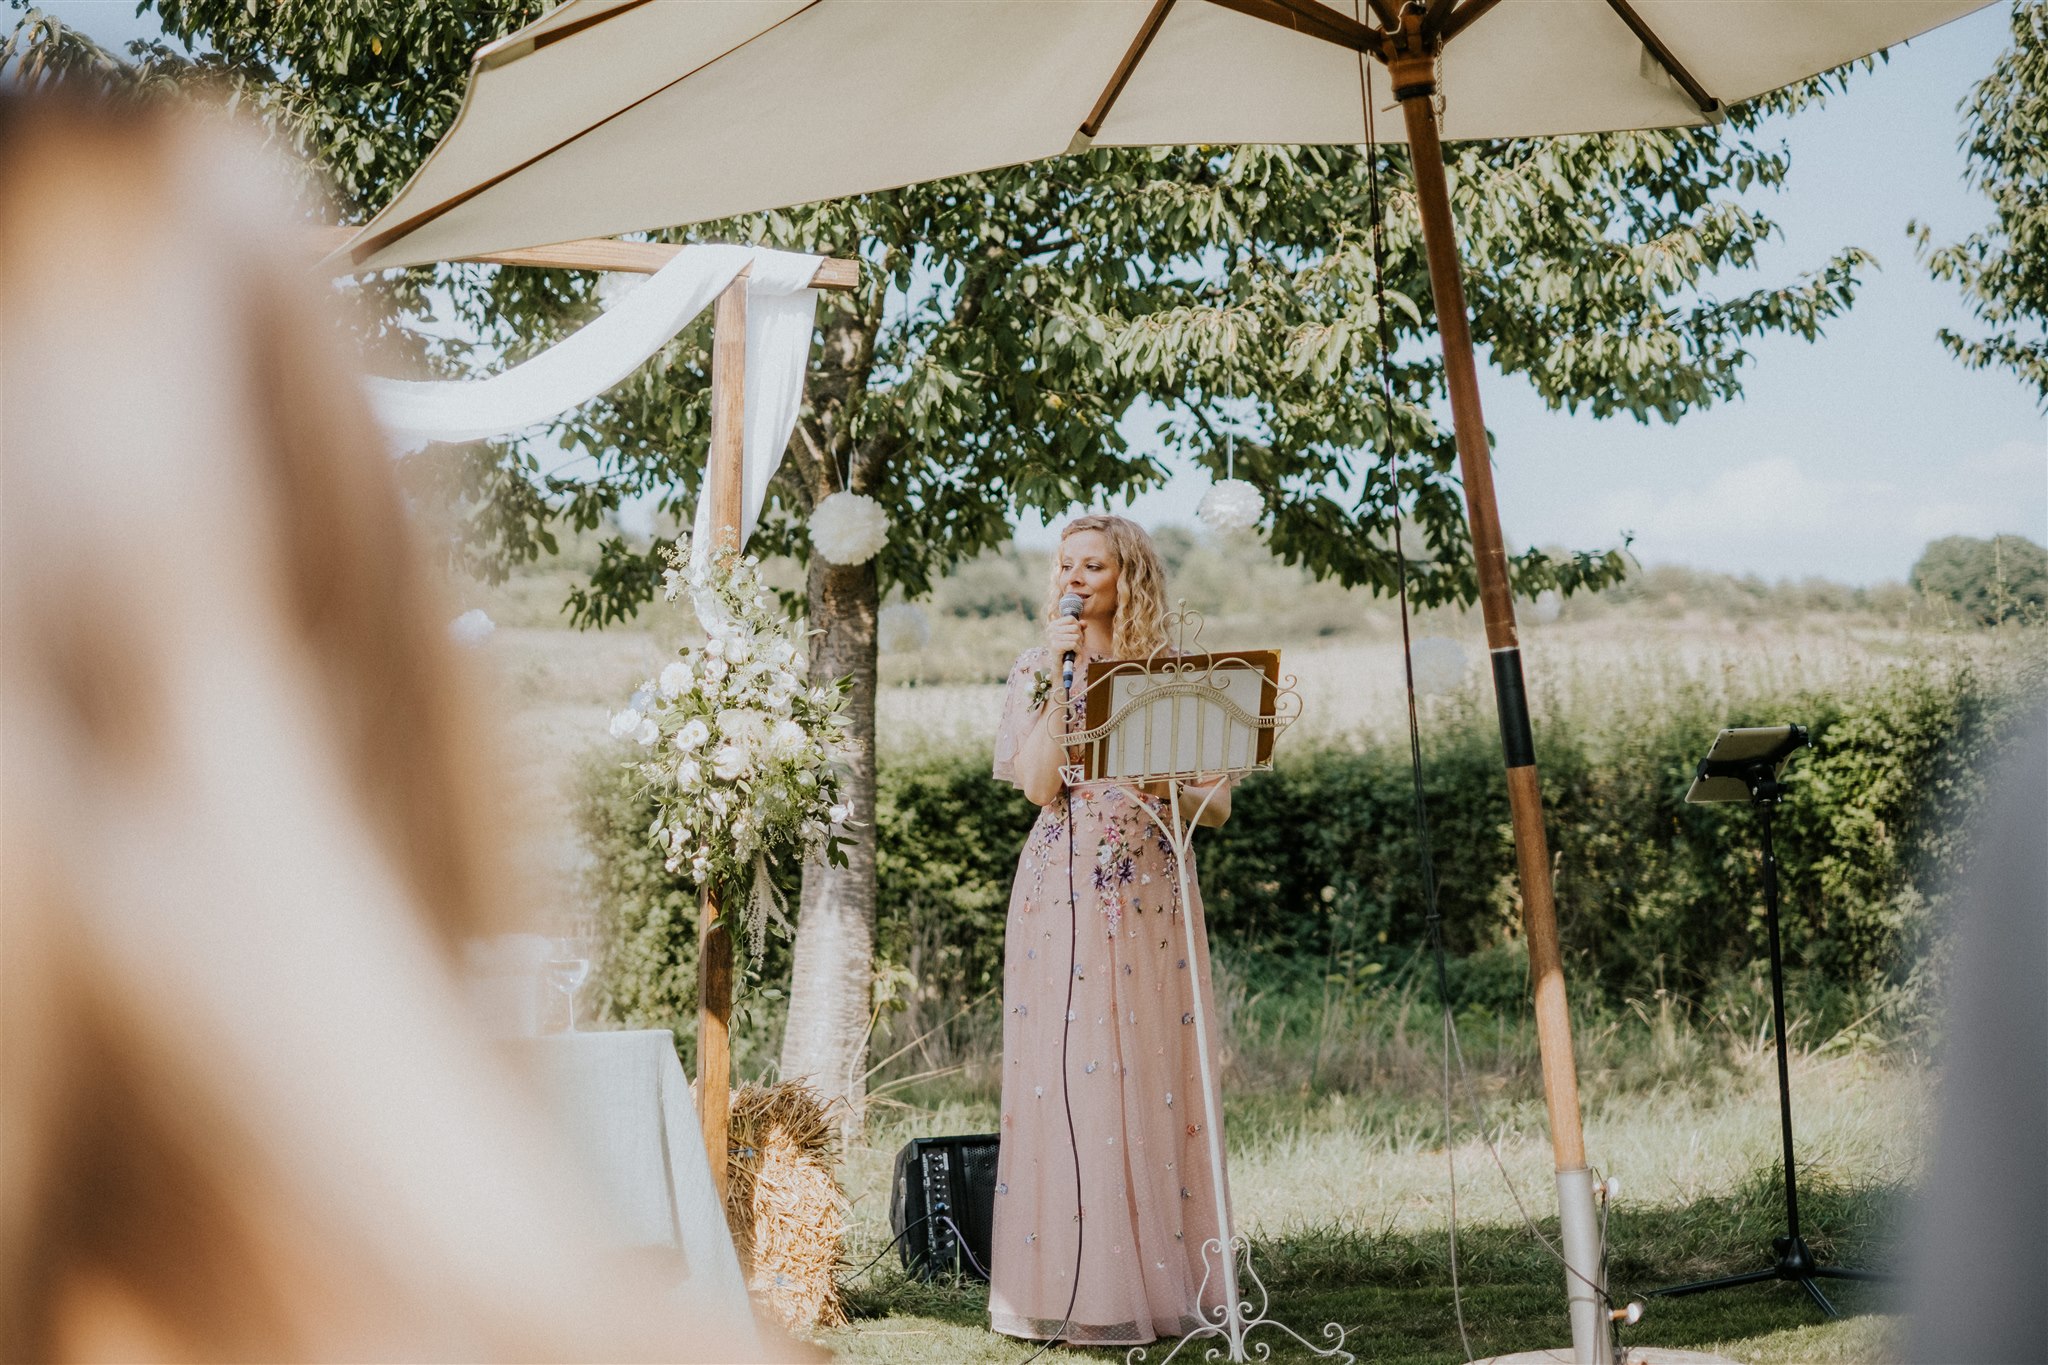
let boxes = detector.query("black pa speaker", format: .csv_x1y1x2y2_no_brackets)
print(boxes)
889,1134,1000,1281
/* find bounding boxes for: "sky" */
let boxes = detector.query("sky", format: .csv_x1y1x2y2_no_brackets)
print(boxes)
1018,6,2048,583
39,0,2048,585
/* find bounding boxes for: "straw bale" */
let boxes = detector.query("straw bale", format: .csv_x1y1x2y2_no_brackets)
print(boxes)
724,1081,849,1332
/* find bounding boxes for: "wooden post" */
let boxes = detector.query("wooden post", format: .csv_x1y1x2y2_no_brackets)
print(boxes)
1390,48,1586,1179
696,277,748,1204
1389,20,1604,1363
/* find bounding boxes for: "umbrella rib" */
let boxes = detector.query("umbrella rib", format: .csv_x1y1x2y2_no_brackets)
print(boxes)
1439,0,1508,43
349,0,830,266
1197,0,1385,57
1598,0,1718,112
476,0,655,71
1080,0,1179,139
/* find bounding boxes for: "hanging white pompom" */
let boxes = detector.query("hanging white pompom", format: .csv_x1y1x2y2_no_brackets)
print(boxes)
809,490,890,565
1407,636,1469,697
1197,478,1264,533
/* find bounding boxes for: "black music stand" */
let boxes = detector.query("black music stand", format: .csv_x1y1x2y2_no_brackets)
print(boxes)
1652,725,1885,1319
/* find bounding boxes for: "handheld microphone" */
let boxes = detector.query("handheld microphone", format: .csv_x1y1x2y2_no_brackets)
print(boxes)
1057,593,1084,693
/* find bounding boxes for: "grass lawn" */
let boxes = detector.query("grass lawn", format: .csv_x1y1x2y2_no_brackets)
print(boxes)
814,1054,1921,1363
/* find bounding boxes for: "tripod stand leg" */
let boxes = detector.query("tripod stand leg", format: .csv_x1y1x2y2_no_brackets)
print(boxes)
1798,1276,1841,1319
1812,1265,1889,1283
1652,1267,1779,1299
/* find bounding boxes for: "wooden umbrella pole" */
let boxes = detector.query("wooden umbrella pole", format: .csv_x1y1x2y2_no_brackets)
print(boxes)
696,277,749,1204
1389,33,1607,1365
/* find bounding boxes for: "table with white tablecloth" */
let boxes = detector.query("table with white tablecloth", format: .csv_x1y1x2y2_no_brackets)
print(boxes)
513,1028,755,1344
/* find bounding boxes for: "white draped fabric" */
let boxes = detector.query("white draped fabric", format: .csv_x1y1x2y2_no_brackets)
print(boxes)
366,244,821,556
689,247,820,561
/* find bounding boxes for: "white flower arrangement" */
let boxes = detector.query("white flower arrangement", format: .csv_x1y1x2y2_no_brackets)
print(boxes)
610,538,854,968
808,490,890,565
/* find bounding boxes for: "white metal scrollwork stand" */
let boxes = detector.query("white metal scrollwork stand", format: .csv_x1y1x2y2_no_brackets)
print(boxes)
1052,605,1352,1365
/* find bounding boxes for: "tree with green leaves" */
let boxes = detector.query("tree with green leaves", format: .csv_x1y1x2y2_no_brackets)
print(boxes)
1917,0,2048,405
1911,533,2048,624
8,3,1878,1117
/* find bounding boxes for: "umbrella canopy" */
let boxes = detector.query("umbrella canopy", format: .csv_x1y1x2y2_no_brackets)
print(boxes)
344,0,1987,271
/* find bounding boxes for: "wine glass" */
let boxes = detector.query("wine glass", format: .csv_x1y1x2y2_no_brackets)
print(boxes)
542,932,595,1032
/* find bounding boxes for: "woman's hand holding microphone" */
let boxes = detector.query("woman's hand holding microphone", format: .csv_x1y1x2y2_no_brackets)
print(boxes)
1043,613,1084,701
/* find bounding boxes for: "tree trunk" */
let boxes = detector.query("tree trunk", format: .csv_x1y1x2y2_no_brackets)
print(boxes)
778,551,879,1125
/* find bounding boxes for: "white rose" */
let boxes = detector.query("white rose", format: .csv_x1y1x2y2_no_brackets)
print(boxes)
769,718,807,759
829,803,851,824
713,745,751,781
609,708,643,739
634,718,659,747
676,758,702,790
675,718,710,751
659,661,693,698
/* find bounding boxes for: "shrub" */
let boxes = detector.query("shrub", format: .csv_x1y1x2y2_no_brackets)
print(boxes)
581,636,2045,1061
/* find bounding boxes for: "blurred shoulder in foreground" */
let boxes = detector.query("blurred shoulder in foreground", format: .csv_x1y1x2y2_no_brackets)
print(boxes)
0,93,767,1363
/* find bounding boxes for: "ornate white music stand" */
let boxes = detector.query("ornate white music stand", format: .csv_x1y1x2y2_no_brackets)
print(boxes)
1053,606,1351,1365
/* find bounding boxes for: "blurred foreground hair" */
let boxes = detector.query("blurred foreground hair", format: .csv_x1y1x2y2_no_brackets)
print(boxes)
0,95,758,1361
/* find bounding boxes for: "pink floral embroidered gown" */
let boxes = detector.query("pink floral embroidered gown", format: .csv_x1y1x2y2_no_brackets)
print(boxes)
987,645,1235,1346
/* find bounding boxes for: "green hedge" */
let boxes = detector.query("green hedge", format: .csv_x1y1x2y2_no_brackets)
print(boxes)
580,645,2044,1047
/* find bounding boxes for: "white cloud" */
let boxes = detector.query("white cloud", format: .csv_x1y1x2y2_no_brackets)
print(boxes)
1575,440,2045,583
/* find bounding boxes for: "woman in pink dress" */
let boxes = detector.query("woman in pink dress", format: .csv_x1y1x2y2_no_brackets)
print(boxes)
988,515,1236,1348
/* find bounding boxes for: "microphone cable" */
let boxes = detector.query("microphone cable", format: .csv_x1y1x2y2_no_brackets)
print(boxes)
1021,716,1086,1364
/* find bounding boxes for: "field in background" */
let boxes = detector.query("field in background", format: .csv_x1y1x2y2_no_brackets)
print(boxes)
464,584,1964,918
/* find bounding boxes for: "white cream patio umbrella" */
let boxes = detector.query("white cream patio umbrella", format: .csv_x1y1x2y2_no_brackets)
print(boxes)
339,4,1992,1361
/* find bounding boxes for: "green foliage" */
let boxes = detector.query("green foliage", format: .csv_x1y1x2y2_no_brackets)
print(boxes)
573,747,796,1068
870,753,1041,1057
584,639,2045,1042
1916,0,2048,405
1909,533,2048,625
26,1,1882,619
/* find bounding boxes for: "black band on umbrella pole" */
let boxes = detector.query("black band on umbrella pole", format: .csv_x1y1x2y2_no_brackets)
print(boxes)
1490,647,1536,769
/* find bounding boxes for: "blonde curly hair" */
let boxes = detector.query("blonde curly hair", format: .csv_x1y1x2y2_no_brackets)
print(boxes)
1043,514,1171,659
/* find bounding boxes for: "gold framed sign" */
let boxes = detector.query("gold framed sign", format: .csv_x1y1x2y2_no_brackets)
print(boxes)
1076,649,1284,784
